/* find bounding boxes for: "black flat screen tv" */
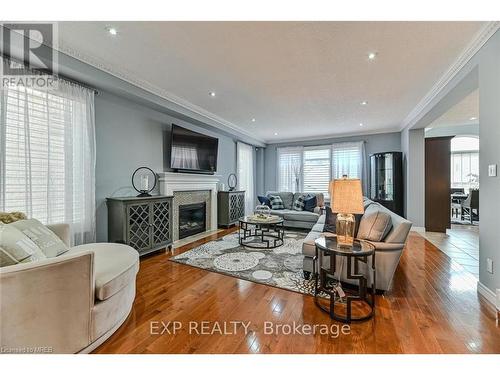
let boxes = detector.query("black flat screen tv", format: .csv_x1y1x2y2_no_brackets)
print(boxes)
170,124,219,174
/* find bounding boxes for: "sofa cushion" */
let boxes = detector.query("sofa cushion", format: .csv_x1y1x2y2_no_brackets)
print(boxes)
266,191,294,210
268,195,285,210
283,210,319,223
11,219,69,258
69,243,139,301
357,206,393,242
0,224,47,267
323,207,364,236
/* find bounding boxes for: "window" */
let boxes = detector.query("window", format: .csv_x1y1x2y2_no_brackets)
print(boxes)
0,74,96,245
451,136,479,192
331,141,363,179
277,142,363,197
302,146,331,194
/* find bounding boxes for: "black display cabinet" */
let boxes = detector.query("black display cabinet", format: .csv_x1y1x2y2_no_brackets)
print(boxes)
369,152,404,217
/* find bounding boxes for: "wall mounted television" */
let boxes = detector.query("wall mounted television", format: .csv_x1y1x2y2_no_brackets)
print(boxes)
170,124,219,174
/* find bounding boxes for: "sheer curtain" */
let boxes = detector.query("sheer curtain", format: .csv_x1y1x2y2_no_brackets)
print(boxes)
0,73,96,245
331,141,366,192
277,146,303,192
237,142,255,215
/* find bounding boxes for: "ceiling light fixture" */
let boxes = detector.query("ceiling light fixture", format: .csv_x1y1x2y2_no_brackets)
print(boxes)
360,101,368,106
359,123,364,127
209,92,216,97
106,27,118,36
274,132,278,136
251,118,256,122
469,116,478,121
368,52,377,61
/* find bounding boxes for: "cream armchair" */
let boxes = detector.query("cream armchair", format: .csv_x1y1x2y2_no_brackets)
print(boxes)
0,224,139,354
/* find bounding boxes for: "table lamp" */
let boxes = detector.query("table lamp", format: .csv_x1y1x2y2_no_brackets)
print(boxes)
330,177,364,248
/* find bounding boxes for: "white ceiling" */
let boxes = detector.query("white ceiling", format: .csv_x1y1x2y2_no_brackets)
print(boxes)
427,89,479,129
57,21,486,143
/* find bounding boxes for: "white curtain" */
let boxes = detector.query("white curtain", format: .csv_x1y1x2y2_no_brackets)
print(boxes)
237,142,255,215
331,141,366,192
0,72,96,245
277,146,303,192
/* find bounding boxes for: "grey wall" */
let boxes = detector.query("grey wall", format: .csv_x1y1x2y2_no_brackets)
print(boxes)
263,132,401,194
95,91,238,242
401,128,425,226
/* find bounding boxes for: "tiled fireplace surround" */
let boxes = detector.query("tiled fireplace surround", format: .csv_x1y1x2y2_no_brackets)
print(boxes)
158,172,220,242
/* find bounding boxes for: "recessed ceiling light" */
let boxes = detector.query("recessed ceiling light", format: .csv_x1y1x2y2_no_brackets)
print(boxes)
360,101,368,106
106,27,118,36
251,118,256,122
469,116,478,121
359,123,364,127
274,132,278,136
209,92,216,97
367,52,377,60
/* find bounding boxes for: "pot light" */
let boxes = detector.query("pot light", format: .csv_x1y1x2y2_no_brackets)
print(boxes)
274,132,278,136
469,116,478,121
251,118,256,122
106,27,118,36
368,52,377,60
209,92,216,97
360,101,368,106
359,123,364,127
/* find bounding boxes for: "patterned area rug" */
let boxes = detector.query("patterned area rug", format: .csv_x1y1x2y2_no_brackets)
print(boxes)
171,230,320,296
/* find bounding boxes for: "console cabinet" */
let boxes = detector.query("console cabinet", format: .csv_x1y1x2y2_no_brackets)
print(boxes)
107,195,173,256
217,191,245,228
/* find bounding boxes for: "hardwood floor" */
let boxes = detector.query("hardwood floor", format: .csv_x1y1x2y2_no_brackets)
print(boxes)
93,229,500,354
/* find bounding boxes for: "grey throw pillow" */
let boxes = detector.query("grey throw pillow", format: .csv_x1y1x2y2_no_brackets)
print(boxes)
11,219,69,258
357,211,393,242
0,224,47,267
292,194,306,211
268,195,285,210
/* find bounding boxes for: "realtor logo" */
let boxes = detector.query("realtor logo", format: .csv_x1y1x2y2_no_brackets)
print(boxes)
1,22,58,89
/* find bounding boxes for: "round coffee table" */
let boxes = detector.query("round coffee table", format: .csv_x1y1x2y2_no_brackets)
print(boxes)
314,236,376,323
238,216,284,249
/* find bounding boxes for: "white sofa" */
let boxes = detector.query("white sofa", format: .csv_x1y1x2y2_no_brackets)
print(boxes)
0,223,139,353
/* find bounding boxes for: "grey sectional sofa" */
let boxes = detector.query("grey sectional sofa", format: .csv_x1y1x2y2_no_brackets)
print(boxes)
301,198,412,291
265,191,325,229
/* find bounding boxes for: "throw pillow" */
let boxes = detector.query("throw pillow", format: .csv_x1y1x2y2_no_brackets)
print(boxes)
292,194,306,211
268,195,285,210
0,211,27,224
257,195,271,208
11,219,69,258
0,224,47,267
303,195,317,212
357,211,393,242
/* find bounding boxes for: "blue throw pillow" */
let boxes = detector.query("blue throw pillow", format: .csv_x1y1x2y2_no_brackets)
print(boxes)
257,195,271,208
303,195,317,212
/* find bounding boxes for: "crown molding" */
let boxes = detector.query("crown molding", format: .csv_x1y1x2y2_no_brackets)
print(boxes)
401,21,500,131
54,41,266,144
266,126,401,145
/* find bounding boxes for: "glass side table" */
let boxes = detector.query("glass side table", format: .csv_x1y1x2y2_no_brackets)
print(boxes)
314,236,376,323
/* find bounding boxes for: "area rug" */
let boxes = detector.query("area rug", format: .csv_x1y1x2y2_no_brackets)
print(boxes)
170,230,320,296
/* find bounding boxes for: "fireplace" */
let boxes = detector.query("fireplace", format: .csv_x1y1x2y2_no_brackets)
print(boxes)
178,202,207,239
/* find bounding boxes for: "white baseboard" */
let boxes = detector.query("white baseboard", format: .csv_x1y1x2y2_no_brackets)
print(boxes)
477,281,498,310
410,226,426,233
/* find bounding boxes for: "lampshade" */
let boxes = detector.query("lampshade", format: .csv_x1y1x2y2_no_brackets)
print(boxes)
330,178,364,214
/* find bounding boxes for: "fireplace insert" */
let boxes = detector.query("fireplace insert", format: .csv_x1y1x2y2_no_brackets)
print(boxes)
178,202,206,239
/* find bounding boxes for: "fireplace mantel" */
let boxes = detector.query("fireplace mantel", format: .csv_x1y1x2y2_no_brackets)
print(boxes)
157,172,220,234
